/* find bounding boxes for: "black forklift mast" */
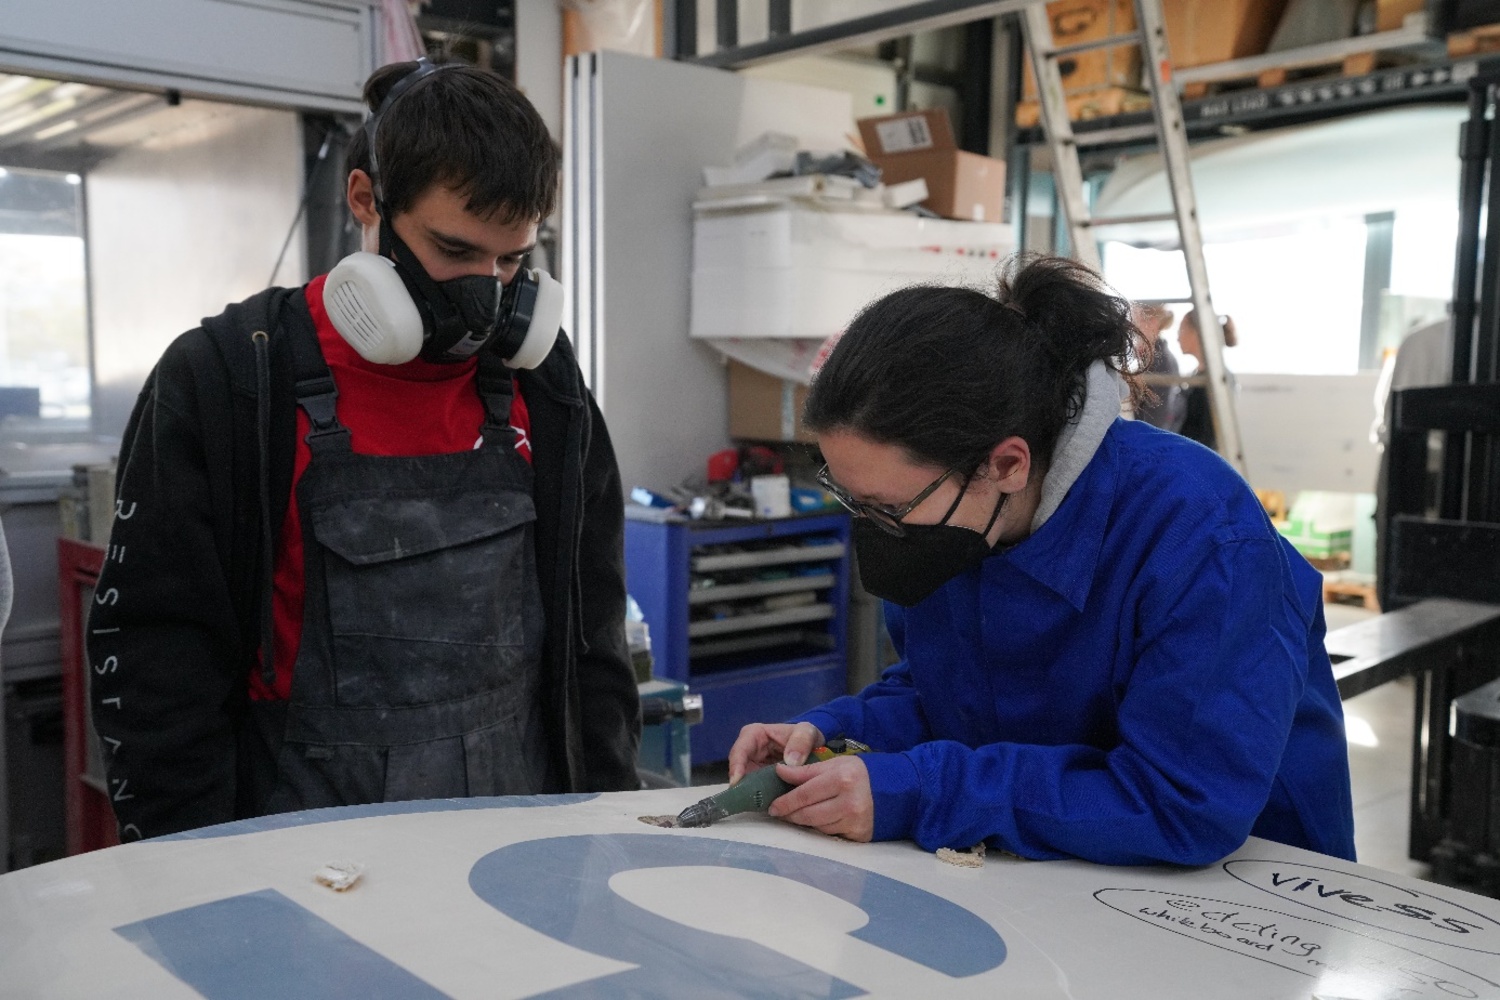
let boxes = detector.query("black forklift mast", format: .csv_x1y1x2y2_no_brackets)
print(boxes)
1373,69,1500,893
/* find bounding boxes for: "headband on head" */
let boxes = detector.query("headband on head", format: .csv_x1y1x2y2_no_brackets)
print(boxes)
364,58,449,206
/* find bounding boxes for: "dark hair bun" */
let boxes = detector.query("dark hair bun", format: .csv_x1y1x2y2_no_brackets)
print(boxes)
997,254,1135,377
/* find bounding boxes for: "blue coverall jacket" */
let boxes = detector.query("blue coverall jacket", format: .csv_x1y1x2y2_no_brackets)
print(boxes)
795,418,1356,866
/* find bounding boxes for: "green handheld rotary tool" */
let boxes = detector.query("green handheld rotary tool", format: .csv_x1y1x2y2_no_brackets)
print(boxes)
675,738,870,828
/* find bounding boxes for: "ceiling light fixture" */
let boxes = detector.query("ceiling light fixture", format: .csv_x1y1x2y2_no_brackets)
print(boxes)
0,95,81,138
33,119,79,141
0,76,36,101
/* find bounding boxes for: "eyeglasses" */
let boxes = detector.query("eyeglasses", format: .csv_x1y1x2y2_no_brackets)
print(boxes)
817,463,964,536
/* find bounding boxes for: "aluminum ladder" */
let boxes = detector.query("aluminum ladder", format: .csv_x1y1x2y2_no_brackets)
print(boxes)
1021,0,1246,476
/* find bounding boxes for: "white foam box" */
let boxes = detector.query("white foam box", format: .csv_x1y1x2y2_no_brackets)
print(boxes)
689,203,1014,340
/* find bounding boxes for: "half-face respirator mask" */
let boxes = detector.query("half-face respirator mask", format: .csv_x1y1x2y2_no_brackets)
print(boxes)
321,59,563,369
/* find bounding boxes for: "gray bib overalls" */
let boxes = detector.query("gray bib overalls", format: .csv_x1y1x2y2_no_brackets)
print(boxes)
256,321,553,813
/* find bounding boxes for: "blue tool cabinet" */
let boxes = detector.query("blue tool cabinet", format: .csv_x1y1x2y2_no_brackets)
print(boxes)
624,511,851,762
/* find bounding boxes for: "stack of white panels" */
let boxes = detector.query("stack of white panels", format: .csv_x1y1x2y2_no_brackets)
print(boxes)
691,201,1014,340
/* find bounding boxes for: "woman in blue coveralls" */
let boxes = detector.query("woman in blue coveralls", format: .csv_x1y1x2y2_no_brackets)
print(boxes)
727,255,1356,866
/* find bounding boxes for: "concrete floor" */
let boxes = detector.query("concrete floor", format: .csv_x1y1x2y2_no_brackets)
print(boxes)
1344,672,1429,879
1328,601,1432,880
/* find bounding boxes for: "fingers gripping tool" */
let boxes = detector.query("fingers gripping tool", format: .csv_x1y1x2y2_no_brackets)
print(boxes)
674,738,870,828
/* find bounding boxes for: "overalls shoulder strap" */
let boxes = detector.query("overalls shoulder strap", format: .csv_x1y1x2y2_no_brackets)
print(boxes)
285,302,349,454
476,351,518,449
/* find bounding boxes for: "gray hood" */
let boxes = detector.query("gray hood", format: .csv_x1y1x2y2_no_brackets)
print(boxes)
1030,360,1126,532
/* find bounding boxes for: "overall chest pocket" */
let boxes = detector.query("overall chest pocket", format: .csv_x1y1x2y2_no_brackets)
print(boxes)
311,490,538,654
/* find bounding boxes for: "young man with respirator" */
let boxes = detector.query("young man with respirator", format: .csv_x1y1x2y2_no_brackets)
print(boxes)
87,59,641,840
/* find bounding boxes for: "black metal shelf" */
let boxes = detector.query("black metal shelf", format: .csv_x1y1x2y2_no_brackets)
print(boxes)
1017,54,1500,152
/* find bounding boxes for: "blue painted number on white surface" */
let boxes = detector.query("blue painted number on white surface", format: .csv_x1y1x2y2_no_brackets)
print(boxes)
115,888,450,998
115,833,1005,998
468,834,1006,998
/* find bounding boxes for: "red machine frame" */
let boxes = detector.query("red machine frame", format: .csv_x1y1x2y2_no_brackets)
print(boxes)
57,538,117,855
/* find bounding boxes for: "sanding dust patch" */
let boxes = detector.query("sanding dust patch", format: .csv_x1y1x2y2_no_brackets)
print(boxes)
936,843,986,868
638,815,678,828
314,860,365,891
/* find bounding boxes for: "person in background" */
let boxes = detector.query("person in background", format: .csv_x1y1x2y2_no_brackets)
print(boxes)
1372,318,1453,610
88,59,640,841
1130,302,1185,433
727,255,1354,866
1176,308,1238,452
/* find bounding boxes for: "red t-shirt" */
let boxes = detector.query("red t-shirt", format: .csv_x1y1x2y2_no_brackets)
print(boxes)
249,274,532,701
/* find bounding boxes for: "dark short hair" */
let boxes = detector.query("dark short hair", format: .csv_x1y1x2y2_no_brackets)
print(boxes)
803,255,1142,473
345,59,560,224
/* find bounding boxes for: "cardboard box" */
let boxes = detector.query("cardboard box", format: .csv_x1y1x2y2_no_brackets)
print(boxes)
1015,87,1152,128
1022,0,1141,99
727,361,815,444
1278,522,1353,560
1276,491,1354,560
1161,0,1290,68
562,2,660,57
855,109,1007,223
1376,0,1424,30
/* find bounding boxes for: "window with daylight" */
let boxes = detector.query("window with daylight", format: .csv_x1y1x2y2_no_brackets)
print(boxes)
1103,217,1371,377
0,166,90,426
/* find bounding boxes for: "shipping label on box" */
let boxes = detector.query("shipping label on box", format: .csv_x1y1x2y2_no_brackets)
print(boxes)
861,109,956,157
873,115,936,154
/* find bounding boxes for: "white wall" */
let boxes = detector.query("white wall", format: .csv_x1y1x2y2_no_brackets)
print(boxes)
570,52,857,493
515,0,564,141
576,53,740,493
87,103,304,438
1237,372,1384,495
1095,105,1466,249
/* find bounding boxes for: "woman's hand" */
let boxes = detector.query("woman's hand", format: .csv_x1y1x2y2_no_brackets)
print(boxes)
727,722,824,784
770,756,874,842
727,722,874,840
